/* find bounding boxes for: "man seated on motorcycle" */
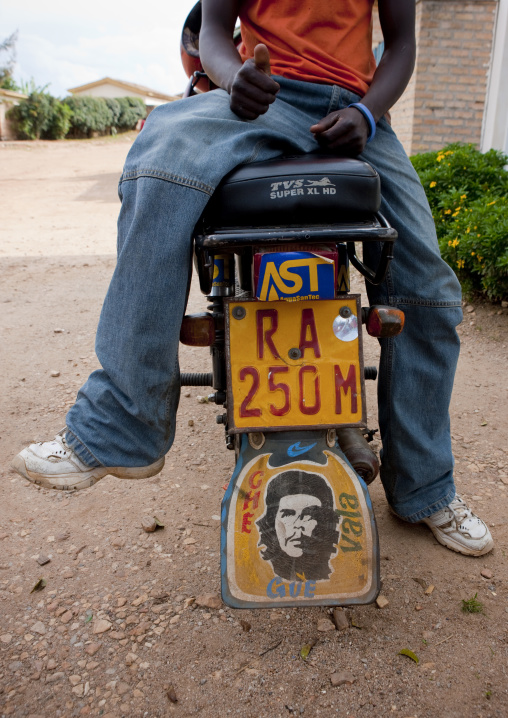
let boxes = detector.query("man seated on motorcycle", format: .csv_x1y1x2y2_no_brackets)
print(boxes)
12,0,493,557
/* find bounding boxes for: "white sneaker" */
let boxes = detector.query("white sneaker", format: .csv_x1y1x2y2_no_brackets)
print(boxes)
11,429,165,491
421,495,493,557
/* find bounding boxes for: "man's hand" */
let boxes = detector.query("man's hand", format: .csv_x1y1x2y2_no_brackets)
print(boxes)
229,44,280,120
310,107,370,156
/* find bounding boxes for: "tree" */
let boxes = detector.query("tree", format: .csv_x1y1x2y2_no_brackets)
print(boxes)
0,31,19,91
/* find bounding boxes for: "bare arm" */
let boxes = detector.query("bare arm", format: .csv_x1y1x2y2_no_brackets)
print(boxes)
311,0,416,154
200,0,280,119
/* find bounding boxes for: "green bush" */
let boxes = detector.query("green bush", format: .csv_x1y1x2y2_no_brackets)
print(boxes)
64,96,114,136
64,95,146,136
411,143,508,301
116,97,146,129
45,101,72,139
104,97,122,128
7,90,70,140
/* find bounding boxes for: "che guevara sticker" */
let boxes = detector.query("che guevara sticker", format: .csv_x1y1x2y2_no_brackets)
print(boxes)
221,435,379,607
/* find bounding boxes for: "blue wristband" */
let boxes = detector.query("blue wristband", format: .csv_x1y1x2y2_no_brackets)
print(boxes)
348,102,376,143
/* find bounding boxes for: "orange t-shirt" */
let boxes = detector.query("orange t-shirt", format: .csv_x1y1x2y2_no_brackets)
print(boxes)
238,0,376,96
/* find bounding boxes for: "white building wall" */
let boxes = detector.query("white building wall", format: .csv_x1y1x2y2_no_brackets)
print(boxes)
482,0,508,153
71,84,167,106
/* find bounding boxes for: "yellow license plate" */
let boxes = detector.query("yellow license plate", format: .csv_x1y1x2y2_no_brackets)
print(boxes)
226,297,365,432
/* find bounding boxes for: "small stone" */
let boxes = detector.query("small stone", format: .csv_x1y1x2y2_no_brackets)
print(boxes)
183,537,197,545
169,615,180,625
72,684,84,697
117,598,127,607
415,605,423,611
424,585,435,595
239,620,251,632
125,653,138,666
60,610,73,624
422,631,433,641
53,328,65,333
131,593,149,607
332,608,349,631
46,671,65,683
84,642,101,656
50,371,60,377
188,419,194,427
92,620,112,635
501,300,508,309
112,537,126,549
36,554,51,566
31,621,46,635
56,531,70,541
47,658,58,670
117,682,130,696
195,594,222,610
167,686,178,703
69,675,82,686
465,305,475,313
196,395,209,404
109,631,126,640
330,671,356,687
141,517,157,533
317,617,336,632
376,595,389,609
481,568,493,579
62,569,75,579
0,532,8,540
1,634,13,644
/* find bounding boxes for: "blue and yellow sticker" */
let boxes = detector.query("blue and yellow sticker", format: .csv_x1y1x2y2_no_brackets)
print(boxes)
256,252,335,302
213,254,232,288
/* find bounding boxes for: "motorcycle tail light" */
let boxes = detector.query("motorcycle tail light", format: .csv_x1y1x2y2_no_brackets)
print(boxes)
365,306,405,338
180,313,215,346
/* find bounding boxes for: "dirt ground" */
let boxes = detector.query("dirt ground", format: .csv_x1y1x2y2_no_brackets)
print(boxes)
1,135,508,718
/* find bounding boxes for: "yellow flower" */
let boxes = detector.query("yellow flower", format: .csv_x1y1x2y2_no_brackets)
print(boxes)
430,181,437,188
471,251,475,256
460,194,467,199
436,154,444,162
487,200,496,206
444,209,452,215
457,259,465,269
451,238,460,248
466,227,470,233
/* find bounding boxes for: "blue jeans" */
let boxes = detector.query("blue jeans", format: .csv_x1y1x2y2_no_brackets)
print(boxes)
65,78,462,522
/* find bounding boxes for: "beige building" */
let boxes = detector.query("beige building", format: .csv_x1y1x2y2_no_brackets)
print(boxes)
0,88,27,141
67,77,179,114
374,0,508,155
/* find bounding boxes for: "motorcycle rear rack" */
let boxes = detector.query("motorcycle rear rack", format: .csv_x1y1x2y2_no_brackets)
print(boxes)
194,212,397,293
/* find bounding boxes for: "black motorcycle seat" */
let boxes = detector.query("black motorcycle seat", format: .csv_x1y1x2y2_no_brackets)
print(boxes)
204,154,381,228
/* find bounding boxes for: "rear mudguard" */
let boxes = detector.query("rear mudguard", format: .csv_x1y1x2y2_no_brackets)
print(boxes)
221,430,379,608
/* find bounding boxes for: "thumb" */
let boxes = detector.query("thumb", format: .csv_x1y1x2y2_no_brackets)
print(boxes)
254,43,271,75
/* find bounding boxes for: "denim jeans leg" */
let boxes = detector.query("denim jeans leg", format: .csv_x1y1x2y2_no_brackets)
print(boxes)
65,178,210,468
342,95,463,521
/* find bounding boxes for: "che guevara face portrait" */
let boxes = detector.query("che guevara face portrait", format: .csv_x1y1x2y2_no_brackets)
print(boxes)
256,470,341,582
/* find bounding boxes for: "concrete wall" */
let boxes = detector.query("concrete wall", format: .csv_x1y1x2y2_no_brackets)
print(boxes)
71,84,168,107
0,91,27,141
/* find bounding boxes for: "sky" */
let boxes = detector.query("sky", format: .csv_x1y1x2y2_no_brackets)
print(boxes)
1,0,200,97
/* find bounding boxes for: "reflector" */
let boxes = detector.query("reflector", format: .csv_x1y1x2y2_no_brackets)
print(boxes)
365,306,405,338
180,313,215,346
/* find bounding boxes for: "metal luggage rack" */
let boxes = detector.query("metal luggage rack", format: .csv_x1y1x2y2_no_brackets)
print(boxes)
194,212,398,292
